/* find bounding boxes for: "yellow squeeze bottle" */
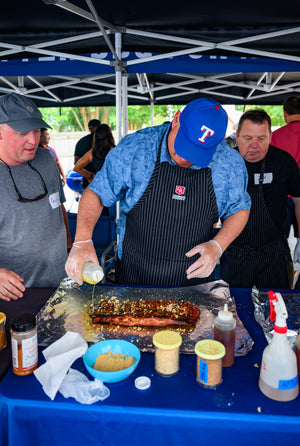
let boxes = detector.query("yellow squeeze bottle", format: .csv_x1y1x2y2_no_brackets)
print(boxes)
81,262,104,284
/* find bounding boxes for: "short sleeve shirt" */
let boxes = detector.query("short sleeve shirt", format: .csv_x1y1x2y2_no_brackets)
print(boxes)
90,124,251,257
245,145,300,233
271,122,300,166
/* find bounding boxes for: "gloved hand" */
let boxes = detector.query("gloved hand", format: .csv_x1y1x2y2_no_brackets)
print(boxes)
185,240,223,279
65,239,98,285
293,238,300,263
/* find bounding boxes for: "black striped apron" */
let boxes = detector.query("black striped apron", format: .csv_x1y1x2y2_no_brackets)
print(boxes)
220,159,293,289
116,132,219,286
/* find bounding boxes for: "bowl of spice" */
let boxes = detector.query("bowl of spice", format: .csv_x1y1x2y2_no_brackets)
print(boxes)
83,339,141,383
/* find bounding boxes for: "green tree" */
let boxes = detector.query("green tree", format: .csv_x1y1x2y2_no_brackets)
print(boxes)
236,105,284,127
40,104,183,132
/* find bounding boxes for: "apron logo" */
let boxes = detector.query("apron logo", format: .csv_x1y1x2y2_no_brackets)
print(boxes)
173,185,186,201
175,185,185,195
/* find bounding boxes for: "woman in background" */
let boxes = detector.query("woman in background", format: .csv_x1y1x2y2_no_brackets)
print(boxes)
74,124,115,184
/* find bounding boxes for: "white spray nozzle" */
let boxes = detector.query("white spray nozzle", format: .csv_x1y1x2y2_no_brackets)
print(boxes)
268,291,288,331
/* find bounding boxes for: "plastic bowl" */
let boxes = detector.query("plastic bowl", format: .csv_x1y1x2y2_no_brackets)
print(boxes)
83,339,141,383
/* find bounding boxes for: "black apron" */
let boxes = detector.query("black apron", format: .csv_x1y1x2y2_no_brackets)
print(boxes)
220,159,293,289
116,132,219,286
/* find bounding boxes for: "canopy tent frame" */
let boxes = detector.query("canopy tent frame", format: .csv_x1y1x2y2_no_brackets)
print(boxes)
0,0,299,110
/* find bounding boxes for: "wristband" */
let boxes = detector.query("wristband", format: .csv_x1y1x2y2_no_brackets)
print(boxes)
208,239,223,257
73,239,93,248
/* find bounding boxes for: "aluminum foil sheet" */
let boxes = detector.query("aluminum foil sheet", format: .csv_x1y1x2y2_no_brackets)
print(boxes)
252,287,300,347
36,279,253,355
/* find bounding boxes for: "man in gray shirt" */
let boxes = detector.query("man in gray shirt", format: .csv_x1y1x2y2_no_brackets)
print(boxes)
0,93,71,301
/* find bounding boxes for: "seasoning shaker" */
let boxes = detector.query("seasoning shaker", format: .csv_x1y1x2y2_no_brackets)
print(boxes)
11,313,38,376
195,340,225,389
0,312,7,351
153,330,182,376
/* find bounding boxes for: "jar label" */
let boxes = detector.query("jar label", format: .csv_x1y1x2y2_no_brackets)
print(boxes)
11,338,19,368
278,375,298,390
22,334,38,369
12,334,38,371
199,359,208,384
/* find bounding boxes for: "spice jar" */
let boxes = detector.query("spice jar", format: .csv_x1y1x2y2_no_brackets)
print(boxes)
195,340,225,389
153,330,182,376
11,313,38,376
0,312,7,351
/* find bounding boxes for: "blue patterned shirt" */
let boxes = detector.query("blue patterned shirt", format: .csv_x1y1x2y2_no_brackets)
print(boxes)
90,123,251,258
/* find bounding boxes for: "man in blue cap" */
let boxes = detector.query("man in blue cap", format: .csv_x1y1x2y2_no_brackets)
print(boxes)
0,93,71,301
66,98,251,286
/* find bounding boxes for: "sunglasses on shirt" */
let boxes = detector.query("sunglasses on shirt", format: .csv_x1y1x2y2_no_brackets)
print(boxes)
0,158,48,203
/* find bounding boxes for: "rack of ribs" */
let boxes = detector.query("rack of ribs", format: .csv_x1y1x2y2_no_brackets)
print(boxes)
90,299,200,327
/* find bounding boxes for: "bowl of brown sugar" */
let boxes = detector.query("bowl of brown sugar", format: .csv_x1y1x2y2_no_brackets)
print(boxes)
83,339,141,383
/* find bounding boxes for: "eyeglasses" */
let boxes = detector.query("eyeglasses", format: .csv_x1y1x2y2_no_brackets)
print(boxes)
0,158,48,203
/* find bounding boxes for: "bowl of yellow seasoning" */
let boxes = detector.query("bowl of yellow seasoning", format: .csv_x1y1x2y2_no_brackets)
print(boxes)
83,339,141,383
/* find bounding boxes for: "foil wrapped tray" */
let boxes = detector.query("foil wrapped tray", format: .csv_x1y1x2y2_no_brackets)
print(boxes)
252,287,300,347
37,279,253,355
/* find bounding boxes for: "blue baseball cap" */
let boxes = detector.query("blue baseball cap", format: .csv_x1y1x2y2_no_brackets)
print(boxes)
174,98,228,167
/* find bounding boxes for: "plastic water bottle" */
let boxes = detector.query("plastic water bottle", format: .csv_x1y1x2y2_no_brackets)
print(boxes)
81,262,104,284
259,291,299,401
213,303,236,367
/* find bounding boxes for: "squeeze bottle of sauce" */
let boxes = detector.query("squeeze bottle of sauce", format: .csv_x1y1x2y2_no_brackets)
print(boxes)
81,262,104,284
259,291,299,401
213,303,236,367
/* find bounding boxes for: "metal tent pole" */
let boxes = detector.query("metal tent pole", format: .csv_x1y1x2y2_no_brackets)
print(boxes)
122,72,128,137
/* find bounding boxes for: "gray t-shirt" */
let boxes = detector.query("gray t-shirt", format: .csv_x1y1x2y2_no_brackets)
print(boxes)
0,148,67,288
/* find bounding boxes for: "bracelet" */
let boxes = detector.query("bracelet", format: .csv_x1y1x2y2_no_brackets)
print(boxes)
209,239,223,257
73,239,93,248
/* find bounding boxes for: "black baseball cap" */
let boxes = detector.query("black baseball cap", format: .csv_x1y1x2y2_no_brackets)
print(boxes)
88,119,100,129
0,93,51,132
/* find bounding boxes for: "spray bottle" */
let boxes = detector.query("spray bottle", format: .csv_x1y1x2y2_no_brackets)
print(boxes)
258,291,299,401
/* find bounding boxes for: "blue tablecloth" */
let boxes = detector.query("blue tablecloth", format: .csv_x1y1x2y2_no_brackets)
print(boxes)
0,288,299,446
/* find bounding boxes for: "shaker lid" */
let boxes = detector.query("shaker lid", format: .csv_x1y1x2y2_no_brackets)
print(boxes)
11,313,36,332
195,339,225,360
153,330,182,349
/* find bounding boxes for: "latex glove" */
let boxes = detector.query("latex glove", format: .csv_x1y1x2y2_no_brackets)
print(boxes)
293,238,300,263
0,268,25,302
185,240,223,279
65,239,98,285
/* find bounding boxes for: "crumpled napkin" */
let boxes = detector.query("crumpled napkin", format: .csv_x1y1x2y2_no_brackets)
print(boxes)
34,331,88,400
59,368,110,404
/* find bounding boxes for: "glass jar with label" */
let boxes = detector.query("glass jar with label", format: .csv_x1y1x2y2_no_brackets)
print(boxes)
195,339,225,389
0,312,7,351
153,330,182,376
11,313,38,376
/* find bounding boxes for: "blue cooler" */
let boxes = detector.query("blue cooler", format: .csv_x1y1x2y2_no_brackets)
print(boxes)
66,169,83,193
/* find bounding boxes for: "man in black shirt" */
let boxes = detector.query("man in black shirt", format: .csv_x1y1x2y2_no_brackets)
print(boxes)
74,119,100,189
220,109,300,289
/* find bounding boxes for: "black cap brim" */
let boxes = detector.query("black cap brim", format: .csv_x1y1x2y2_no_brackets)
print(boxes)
7,118,52,132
